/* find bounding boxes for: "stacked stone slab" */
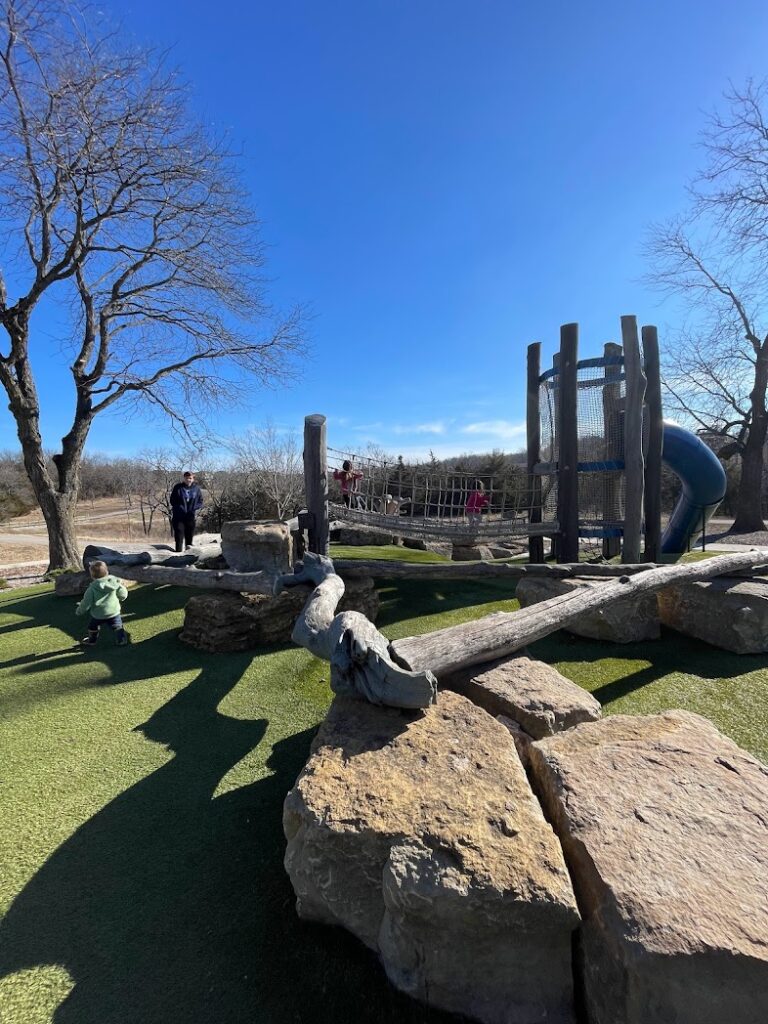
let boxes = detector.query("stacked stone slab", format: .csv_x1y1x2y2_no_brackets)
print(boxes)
657,576,768,653
528,711,768,1024
516,575,660,642
180,578,379,651
284,691,580,1024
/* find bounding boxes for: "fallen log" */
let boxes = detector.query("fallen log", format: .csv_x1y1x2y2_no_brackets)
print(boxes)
390,548,768,677
333,559,660,581
102,562,276,595
276,553,437,709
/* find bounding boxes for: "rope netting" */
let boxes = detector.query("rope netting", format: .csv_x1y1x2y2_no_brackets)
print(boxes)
326,445,556,541
539,355,626,549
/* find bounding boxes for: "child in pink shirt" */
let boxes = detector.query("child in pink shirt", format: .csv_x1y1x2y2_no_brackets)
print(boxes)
333,459,363,508
466,481,489,525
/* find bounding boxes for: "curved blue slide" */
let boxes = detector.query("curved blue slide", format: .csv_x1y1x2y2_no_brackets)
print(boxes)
660,420,727,557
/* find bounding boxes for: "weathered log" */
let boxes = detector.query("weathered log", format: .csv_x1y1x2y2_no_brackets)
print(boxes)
84,540,222,568
333,559,660,580
391,549,768,676
101,562,277,595
277,553,437,709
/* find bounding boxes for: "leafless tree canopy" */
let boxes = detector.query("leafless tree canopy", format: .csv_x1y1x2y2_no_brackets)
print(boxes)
228,423,303,521
646,79,768,531
0,0,305,566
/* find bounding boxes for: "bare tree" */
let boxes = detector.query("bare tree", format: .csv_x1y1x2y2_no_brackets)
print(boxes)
647,79,768,532
0,1,304,568
228,423,303,521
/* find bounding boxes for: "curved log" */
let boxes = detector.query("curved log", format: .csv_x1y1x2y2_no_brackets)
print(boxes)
278,553,437,709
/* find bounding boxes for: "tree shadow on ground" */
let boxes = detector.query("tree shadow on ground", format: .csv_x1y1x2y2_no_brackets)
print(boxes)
375,578,518,631
530,627,768,706
0,589,459,1024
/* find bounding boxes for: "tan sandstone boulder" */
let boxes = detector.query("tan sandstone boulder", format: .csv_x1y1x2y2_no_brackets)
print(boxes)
220,520,292,573
658,576,768,653
283,691,580,1024
515,575,660,642
528,711,768,1024
452,654,601,738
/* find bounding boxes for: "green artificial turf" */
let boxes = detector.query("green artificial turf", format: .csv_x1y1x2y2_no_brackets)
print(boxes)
1,572,767,1024
330,543,448,562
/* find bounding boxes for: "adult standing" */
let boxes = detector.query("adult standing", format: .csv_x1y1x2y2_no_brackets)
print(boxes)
169,471,204,552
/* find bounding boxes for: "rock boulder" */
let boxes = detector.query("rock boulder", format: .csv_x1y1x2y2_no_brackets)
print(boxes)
220,521,292,573
658,576,768,653
283,691,580,1024
516,575,660,642
179,577,379,651
452,654,601,739
528,711,768,1024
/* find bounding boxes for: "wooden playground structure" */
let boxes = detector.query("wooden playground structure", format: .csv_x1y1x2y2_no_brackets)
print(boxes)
302,315,666,563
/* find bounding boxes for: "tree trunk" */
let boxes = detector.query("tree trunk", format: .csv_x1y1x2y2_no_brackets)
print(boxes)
38,487,81,570
733,353,768,533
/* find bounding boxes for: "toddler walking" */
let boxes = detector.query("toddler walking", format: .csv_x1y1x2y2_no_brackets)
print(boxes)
76,560,130,646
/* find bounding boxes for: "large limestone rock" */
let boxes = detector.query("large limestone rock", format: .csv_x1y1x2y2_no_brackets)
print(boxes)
516,575,660,642
658,576,768,653
283,691,580,1024
336,526,395,546
451,544,494,561
54,570,92,596
179,577,379,651
528,711,768,1024
402,538,453,558
221,521,292,573
452,654,601,739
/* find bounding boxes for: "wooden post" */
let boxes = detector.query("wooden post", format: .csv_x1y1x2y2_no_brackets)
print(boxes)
642,325,663,562
621,316,647,563
304,414,329,555
526,342,544,562
602,342,623,559
557,323,579,562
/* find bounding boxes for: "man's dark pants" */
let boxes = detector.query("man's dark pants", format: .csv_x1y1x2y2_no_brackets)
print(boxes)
172,515,196,552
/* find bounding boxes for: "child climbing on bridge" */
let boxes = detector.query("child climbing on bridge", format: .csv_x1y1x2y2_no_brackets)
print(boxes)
333,459,364,508
466,481,489,526
76,560,130,646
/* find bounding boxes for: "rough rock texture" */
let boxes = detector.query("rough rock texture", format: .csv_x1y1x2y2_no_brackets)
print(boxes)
283,691,580,1024
336,526,396,546
54,570,92,596
529,711,768,1024
402,538,453,558
496,714,533,766
452,654,601,739
658,576,768,653
451,544,494,562
221,521,292,573
179,577,379,651
516,576,660,642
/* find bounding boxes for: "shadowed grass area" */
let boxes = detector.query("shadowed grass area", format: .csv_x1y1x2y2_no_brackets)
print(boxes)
1,569,767,1023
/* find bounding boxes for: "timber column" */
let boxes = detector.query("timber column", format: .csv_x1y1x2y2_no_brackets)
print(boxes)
304,414,329,554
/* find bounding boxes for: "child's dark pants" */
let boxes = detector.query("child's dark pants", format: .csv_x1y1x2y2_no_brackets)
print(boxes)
87,615,126,643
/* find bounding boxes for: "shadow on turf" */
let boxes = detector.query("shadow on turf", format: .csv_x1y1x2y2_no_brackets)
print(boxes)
0,589,460,1024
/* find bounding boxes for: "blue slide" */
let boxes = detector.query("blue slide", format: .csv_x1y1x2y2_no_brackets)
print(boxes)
660,421,727,557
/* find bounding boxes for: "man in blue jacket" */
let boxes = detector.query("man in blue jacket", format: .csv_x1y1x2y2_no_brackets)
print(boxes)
169,471,204,552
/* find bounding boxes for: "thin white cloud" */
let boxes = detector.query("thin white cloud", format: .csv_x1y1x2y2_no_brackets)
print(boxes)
461,419,526,441
392,421,446,436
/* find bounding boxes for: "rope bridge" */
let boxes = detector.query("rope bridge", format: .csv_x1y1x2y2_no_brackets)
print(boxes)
327,445,557,545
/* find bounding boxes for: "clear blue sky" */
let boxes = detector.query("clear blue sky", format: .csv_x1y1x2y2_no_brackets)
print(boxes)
4,0,768,463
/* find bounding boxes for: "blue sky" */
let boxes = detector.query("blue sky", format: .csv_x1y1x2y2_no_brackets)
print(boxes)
4,0,768,463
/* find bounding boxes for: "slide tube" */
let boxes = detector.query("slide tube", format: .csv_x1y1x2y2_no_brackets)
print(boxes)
660,420,727,557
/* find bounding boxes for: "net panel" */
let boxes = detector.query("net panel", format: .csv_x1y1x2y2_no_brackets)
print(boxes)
538,355,627,546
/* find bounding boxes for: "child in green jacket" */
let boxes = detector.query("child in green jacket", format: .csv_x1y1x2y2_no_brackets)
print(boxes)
76,560,130,645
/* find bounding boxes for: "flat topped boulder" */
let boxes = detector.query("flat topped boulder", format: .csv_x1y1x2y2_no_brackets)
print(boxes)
658,576,768,653
515,575,661,642
528,711,768,1024
284,690,579,1024
453,653,601,739
220,520,292,573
